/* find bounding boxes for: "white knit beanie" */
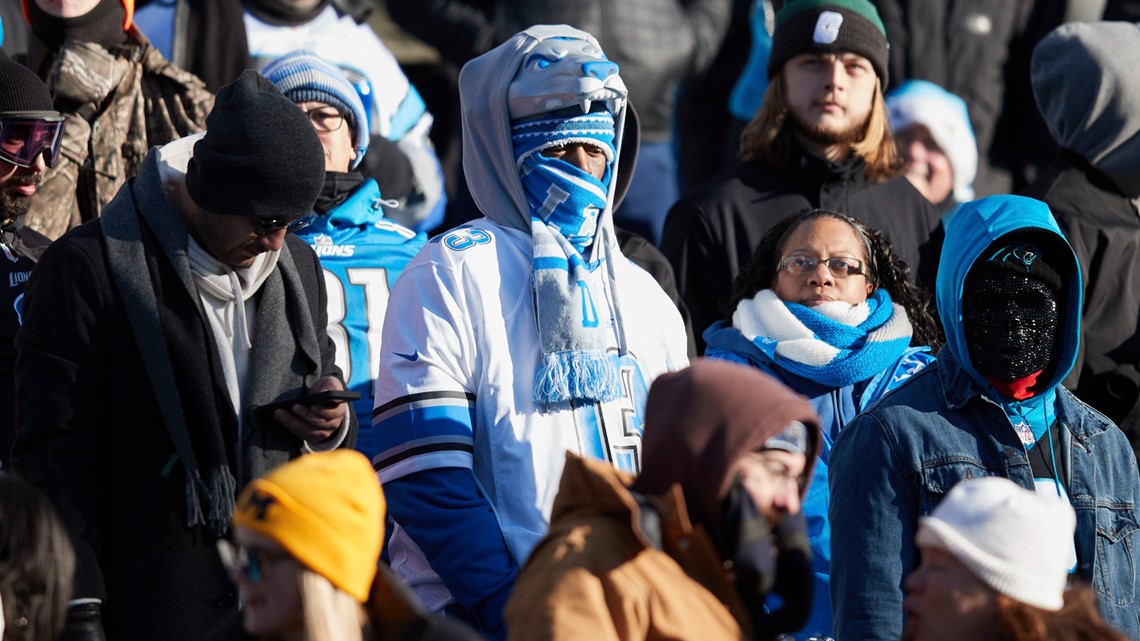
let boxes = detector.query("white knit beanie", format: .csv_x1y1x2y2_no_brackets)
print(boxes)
886,79,977,203
916,476,1075,611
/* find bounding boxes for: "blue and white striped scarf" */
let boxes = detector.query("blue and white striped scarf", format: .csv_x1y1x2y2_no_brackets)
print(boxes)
732,288,913,387
512,111,622,404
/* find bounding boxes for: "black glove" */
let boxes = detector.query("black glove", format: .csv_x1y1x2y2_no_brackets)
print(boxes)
359,135,415,203
765,510,814,635
59,601,106,641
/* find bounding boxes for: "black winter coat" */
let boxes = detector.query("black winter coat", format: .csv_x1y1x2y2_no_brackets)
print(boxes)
386,0,732,142
12,157,351,641
663,151,942,353
1022,152,1140,460
872,0,1062,196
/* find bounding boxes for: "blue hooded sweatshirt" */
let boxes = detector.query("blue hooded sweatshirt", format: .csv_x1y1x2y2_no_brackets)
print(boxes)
937,194,1082,449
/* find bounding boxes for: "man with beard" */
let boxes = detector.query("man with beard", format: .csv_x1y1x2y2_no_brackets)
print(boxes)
13,69,355,641
662,0,942,353
0,49,61,470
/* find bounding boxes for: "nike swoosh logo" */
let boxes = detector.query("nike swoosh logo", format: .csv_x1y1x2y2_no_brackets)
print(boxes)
395,351,420,362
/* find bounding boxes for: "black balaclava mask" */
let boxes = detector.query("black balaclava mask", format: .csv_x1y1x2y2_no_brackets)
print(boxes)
27,0,128,50
963,242,1062,382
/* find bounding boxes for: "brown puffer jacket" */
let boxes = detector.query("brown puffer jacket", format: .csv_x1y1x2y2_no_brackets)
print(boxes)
506,452,755,641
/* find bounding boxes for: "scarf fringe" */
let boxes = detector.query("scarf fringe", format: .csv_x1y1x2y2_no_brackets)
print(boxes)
183,465,237,536
184,469,207,530
533,351,623,404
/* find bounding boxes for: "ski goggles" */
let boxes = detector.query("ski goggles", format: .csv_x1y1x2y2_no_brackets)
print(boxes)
0,115,66,169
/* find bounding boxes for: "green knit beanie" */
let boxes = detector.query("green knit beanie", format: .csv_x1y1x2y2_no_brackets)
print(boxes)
768,0,889,86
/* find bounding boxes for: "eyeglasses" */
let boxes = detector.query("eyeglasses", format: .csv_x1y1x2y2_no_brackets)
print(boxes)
216,539,292,582
0,115,65,168
301,106,346,133
253,215,314,236
778,255,865,278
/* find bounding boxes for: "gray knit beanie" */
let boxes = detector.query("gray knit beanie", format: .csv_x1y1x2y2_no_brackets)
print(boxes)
186,69,325,219
262,50,370,170
768,0,889,85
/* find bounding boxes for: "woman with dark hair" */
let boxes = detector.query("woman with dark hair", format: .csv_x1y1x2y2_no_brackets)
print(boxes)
703,208,941,639
0,476,75,641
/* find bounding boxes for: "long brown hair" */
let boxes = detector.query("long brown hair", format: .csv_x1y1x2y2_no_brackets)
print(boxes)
993,584,1129,641
738,69,903,184
0,476,76,641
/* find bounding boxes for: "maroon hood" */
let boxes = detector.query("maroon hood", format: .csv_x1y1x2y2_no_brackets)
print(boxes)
631,359,822,538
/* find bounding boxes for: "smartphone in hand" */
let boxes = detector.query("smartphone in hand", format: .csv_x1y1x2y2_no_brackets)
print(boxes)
253,390,361,417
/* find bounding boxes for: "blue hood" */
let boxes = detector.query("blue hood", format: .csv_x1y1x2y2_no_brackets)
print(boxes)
936,195,1082,393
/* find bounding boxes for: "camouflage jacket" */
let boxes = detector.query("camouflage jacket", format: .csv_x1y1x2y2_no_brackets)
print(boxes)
22,28,213,240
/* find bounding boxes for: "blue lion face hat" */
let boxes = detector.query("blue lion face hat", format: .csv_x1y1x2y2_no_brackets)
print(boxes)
262,50,370,170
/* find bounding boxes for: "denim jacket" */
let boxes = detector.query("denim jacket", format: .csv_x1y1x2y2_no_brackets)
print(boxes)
829,348,1140,641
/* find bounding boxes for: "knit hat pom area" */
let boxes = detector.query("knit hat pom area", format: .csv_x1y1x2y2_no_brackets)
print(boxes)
232,450,385,602
186,69,326,220
916,476,1076,611
768,0,889,85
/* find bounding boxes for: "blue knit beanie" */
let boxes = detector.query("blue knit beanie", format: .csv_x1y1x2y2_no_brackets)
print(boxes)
262,50,369,170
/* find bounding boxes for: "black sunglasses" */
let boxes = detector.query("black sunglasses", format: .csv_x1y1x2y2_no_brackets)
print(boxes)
253,215,314,236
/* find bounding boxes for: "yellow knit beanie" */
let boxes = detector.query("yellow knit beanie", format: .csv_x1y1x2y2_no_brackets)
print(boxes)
232,450,384,602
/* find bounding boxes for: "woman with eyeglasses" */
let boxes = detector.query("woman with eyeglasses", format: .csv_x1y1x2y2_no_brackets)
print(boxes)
214,450,480,641
702,208,942,641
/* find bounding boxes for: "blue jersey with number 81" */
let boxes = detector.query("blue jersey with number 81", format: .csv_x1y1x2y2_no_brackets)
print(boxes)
295,179,426,460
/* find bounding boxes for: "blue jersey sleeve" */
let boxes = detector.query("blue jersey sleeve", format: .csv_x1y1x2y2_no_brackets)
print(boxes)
386,468,518,639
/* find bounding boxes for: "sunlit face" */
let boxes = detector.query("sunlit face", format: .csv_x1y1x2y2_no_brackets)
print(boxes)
297,101,357,172
896,124,954,205
541,142,607,180
903,546,998,641
733,450,807,524
232,529,305,639
783,52,878,147
186,208,291,269
33,0,100,18
772,216,874,306
0,154,46,220
180,180,296,269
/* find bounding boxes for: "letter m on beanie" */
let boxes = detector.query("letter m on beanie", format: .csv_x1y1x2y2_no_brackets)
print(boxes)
814,11,843,44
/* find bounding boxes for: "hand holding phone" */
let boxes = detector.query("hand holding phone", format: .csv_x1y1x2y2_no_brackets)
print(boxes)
254,377,357,443
253,389,361,417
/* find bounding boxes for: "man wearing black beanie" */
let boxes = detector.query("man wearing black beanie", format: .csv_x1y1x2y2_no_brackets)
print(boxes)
663,0,943,354
11,69,356,641
0,49,62,472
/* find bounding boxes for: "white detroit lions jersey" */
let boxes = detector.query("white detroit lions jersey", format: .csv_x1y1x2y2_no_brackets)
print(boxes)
373,219,688,608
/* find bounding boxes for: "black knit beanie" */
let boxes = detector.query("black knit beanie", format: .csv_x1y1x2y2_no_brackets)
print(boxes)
186,69,325,219
0,49,54,114
974,240,1064,294
768,0,889,86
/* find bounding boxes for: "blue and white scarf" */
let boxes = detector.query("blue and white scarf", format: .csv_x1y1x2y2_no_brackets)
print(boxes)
512,111,622,404
732,288,913,388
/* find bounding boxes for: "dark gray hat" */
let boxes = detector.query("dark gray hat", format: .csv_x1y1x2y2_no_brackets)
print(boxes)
186,69,325,219
0,49,54,114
